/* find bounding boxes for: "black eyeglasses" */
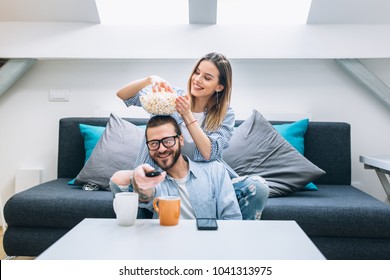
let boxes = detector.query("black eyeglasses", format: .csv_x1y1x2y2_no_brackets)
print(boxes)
146,135,179,151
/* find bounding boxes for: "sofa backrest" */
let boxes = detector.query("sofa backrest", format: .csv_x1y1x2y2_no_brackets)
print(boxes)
58,118,351,185
273,121,351,185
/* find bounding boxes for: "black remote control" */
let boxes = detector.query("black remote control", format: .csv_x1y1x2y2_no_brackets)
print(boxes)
145,171,161,177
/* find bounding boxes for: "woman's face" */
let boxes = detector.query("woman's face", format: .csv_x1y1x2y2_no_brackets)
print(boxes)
190,60,224,99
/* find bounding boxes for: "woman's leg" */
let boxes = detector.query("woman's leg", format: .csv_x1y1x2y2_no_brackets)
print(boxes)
233,175,269,220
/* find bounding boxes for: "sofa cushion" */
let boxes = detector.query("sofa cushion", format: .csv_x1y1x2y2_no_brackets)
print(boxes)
74,113,144,190
224,110,325,197
262,184,390,239
4,178,115,228
4,178,152,229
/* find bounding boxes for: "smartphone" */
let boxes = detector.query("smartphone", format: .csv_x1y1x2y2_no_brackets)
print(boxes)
196,218,218,230
145,171,161,177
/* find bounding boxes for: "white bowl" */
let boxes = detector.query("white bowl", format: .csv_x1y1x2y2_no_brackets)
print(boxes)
140,90,177,115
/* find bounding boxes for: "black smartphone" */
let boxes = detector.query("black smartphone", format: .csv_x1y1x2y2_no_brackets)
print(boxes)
196,218,218,230
145,171,161,177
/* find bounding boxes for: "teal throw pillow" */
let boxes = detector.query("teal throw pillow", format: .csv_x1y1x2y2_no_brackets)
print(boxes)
273,119,318,191
68,124,106,185
79,124,106,162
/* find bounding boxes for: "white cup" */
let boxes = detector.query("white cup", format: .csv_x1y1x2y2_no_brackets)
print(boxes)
113,192,139,226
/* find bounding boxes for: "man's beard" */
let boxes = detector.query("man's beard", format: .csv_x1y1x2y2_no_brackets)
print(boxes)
152,145,181,172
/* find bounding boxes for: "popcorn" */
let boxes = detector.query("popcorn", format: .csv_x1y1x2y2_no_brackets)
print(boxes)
140,89,177,115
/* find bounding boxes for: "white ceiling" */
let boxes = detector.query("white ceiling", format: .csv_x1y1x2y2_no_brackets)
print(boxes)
1,0,390,59
1,0,389,24
307,0,390,24
0,0,100,23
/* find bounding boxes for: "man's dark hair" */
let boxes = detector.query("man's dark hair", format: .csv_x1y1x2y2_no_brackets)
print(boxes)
145,115,182,140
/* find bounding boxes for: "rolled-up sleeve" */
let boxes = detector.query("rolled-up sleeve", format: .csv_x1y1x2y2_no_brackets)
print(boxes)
193,107,235,161
123,87,149,107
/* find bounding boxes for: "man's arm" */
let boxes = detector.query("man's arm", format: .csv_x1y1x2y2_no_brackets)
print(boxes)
110,164,165,203
111,170,133,186
131,176,155,202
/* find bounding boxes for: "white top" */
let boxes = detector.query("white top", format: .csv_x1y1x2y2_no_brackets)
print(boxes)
174,172,196,219
180,112,205,160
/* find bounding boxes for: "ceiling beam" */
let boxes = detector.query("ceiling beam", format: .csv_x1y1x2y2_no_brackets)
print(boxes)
0,58,37,98
336,59,390,110
188,0,217,24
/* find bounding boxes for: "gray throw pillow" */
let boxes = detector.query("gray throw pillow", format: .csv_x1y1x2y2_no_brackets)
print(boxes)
75,113,144,191
223,110,325,197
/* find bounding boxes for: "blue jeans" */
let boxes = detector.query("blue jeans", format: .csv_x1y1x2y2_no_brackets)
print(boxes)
232,175,269,220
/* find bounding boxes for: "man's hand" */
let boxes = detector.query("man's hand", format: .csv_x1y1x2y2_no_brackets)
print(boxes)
133,164,166,190
133,164,166,202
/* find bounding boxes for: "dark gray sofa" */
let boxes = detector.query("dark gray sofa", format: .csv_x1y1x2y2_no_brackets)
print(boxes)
3,117,390,259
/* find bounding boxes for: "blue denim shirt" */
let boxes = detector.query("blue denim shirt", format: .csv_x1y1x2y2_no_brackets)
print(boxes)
139,157,242,220
123,86,239,178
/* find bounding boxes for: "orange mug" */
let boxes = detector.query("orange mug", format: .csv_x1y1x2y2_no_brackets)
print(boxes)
153,196,180,226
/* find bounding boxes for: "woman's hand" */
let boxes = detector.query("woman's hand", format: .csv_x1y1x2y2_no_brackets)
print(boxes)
149,75,173,93
176,94,192,118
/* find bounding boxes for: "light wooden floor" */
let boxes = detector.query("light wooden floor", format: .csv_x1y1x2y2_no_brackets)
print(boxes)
1,227,35,260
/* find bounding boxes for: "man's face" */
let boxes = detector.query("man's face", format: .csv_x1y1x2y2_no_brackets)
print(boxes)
146,123,182,171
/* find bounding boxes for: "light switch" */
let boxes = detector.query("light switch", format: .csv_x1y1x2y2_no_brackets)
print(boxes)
49,89,69,102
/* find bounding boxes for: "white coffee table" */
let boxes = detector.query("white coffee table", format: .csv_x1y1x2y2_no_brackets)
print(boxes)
37,218,325,260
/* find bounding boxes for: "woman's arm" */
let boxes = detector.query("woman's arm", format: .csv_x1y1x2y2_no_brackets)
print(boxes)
117,75,174,100
179,108,235,161
176,94,214,160
183,113,213,160
116,77,153,100
207,110,235,158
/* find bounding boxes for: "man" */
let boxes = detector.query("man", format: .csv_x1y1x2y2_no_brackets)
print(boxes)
110,115,242,220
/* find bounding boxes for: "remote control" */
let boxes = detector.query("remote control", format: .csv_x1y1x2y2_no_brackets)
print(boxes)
145,171,161,177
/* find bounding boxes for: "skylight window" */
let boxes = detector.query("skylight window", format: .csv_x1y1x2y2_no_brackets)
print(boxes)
96,0,312,25
218,0,312,25
95,0,188,25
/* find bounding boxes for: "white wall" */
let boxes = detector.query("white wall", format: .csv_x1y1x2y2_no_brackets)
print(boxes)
1,58,390,227
1,23,390,59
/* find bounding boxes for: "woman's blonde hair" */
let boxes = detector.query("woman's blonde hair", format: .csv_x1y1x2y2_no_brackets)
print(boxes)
187,52,232,132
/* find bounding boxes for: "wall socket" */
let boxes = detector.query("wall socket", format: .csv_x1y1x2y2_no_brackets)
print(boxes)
49,89,69,102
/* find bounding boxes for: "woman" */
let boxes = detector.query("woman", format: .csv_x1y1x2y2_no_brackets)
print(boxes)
115,52,269,220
